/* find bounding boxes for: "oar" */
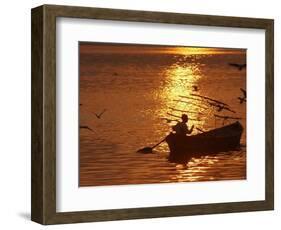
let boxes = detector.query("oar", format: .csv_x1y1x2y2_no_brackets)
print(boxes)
137,137,166,153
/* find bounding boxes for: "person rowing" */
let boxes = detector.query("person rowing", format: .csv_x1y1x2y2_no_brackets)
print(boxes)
172,114,194,135
137,113,194,153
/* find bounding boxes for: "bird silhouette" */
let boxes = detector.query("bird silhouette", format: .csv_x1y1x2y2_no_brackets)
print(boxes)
240,88,246,97
238,97,246,104
80,125,94,132
209,102,236,113
228,63,246,71
160,117,178,123
238,88,247,104
94,109,106,119
192,85,199,91
214,114,242,120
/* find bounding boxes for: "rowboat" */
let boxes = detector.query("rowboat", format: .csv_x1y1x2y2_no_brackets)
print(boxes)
166,121,243,163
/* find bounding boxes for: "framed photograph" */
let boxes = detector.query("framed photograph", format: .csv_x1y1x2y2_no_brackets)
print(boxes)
31,4,274,225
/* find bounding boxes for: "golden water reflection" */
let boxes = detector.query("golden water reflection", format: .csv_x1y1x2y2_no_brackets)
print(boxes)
160,60,207,134
169,152,246,182
157,53,246,182
173,47,243,55
79,44,247,186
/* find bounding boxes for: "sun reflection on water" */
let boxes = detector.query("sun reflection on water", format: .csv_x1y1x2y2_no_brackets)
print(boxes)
170,156,221,182
157,54,226,181
79,44,247,186
159,59,207,132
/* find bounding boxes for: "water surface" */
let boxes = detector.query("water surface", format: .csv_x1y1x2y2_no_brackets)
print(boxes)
79,43,246,186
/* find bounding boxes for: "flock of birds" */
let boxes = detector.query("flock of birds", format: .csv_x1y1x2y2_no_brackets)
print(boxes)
80,62,246,132
162,62,247,127
230,62,247,105
163,87,246,127
79,105,107,132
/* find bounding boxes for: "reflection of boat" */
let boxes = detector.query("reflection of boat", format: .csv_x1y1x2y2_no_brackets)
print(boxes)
166,122,243,163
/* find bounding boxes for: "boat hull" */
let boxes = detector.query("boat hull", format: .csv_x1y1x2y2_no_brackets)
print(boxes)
166,122,243,163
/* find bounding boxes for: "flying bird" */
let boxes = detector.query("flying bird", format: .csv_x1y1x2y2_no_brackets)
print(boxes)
240,88,246,98
94,109,107,119
192,85,199,92
228,63,246,71
80,125,94,132
238,88,247,104
209,102,236,113
160,117,178,123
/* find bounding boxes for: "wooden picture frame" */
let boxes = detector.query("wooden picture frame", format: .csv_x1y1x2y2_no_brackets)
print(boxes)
31,4,274,225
